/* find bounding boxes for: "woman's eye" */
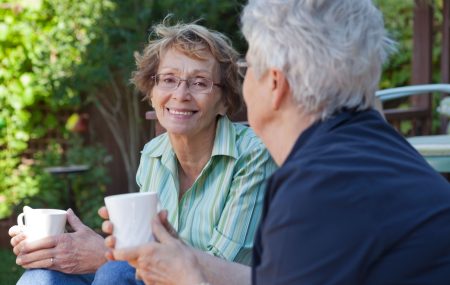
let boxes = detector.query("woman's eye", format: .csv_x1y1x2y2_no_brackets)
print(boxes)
163,77,176,83
192,79,208,87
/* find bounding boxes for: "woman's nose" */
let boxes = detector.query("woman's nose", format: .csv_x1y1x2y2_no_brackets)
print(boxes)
172,81,191,100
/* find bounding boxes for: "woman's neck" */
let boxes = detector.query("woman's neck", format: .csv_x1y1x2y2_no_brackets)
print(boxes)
169,122,217,194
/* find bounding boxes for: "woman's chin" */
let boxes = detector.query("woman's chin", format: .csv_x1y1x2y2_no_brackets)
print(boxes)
165,126,193,136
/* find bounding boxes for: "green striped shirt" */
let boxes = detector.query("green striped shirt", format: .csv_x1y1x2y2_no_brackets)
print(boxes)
136,115,277,265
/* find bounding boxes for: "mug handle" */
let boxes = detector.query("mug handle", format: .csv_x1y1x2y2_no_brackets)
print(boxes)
17,213,25,227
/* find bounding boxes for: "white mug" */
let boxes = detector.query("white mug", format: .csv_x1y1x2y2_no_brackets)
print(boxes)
17,206,67,242
104,192,159,249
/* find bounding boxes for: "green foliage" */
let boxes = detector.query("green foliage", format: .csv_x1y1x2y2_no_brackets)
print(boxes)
0,248,24,284
0,0,111,221
22,136,111,229
375,0,445,135
374,0,415,89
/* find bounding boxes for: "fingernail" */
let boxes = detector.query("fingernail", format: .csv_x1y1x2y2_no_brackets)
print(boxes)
16,257,22,265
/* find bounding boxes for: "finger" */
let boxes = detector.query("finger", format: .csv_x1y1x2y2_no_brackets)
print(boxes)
11,232,26,248
135,269,142,281
19,236,57,254
13,243,24,256
98,206,109,220
12,237,27,256
66,208,86,232
158,210,178,238
16,249,54,267
104,235,116,249
20,256,54,269
105,250,115,261
158,209,168,222
146,267,168,284
152,213,176,243
102,220,113,235
8,225,23,237
113,246,141,262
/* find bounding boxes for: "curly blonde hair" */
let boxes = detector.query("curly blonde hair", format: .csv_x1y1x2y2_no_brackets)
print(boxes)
131,21,243,117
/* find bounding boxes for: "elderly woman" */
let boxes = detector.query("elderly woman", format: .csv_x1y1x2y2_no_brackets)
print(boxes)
9,22,276,285
112,0,450,285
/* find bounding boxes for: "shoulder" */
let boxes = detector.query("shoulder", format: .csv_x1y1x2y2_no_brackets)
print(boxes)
233,123,268,155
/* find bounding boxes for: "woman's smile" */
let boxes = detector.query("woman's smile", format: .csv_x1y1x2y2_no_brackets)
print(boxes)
165,107,198,120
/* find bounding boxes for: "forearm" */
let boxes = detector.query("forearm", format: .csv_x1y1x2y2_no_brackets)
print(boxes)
193,248,251,285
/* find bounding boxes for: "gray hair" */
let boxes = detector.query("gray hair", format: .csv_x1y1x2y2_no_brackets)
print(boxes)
241,0,396,121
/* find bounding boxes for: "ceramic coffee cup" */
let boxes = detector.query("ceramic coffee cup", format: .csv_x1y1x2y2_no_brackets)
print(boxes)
17,206,67,242
104,192,159,249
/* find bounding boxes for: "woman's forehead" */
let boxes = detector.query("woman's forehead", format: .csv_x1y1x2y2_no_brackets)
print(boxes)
158,48,219,75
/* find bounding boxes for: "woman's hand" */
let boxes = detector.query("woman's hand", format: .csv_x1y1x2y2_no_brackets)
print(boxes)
98,206,116,260
9,208,107,274
113,210,207,285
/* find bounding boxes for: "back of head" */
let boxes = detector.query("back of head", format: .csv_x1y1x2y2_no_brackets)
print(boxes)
241,0,395,121
132,20,243,117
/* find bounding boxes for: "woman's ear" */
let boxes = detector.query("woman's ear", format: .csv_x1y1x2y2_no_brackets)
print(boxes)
270,69,290,110
147,92,154,107
218,102,228,116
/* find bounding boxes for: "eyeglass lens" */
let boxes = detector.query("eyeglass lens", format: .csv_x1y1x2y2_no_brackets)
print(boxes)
154,74,214,93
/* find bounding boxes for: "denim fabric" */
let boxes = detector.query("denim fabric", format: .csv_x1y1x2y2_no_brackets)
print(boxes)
16,262,144,285
92,261,145,285
16,269,95,285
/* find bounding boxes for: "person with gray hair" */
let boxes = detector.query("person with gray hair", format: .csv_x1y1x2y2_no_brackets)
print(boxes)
111,0,450,284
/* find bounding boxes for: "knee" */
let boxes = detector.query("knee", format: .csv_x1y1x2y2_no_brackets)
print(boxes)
93,261,137,285
17,269,94,285
17,269,67,285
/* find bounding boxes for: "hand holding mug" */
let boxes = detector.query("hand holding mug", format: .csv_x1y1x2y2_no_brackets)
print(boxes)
99,192,159,260
113,211,206,285
10,208,108,274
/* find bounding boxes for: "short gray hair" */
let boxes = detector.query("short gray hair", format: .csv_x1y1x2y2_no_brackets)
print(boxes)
241,0,396,121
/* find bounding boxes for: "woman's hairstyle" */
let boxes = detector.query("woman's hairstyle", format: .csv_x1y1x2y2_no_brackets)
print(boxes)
241,0,396,121
132,21,243,117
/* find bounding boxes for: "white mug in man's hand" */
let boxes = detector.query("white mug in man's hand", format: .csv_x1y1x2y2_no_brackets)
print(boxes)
17,206,67,242
104,192,159,249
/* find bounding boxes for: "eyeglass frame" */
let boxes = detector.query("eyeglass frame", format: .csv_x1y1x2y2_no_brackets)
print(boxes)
237,59,249,78
151,74,223,94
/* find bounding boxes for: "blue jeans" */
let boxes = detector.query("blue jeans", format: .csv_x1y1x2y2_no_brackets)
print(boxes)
16,261,145,285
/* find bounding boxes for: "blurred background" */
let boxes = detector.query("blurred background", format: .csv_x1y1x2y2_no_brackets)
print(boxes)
0,0,449,283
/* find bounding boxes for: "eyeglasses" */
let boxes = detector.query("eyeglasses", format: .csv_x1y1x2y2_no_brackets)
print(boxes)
152,74,222,94
237,59,249,78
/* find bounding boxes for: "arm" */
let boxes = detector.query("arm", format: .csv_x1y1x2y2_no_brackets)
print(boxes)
193,248,251,285
9,208,107,274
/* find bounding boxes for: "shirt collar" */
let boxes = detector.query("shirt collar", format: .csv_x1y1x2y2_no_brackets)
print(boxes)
211,115,238,159
285,108,375,164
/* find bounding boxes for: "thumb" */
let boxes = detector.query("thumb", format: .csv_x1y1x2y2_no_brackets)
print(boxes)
152,212,176,244
66,208,86,231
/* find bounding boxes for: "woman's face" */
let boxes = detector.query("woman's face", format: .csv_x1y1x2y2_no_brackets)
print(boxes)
151,48,227,138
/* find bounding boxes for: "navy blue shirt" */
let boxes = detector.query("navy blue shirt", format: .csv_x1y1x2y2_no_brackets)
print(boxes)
252,109,450,284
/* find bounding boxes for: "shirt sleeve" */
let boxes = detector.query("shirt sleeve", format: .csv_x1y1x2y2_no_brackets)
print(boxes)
207,145,277,265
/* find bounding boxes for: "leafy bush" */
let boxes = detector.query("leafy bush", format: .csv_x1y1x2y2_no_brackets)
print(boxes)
0,0,113,228
18,136,111,229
